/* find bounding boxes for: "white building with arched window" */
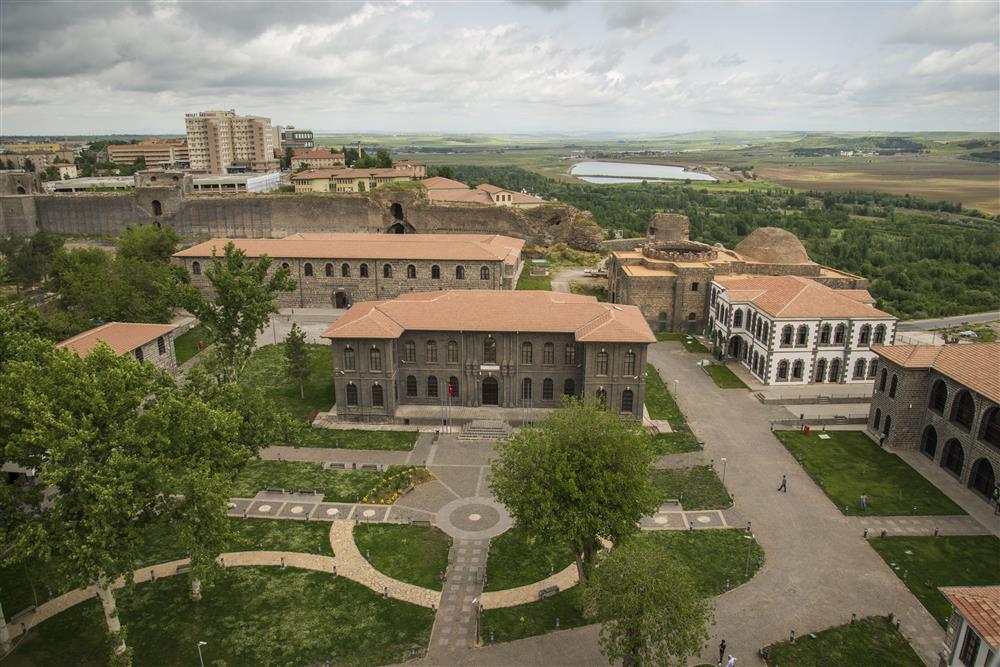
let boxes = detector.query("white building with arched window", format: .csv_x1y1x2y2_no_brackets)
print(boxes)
708,275,896,386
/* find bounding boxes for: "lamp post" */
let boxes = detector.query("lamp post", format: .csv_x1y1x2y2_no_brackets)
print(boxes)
743,532,755,578
673,379,679,397
197,641,207,667
720,457,727,485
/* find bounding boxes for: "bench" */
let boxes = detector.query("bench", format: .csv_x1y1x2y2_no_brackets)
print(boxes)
175,563,191,574
410,519,432,527
323,462,347,470
264,487,284,494
359,463,380,472
538,585,559,600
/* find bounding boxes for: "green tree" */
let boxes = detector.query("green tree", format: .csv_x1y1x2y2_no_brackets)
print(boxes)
374,147,392,168
295,162,310,173
0,231,64,293
180,242,296,383
133,156,146,171
41,166,60,181
584,539,713,667
490,398,660,581
22,158,35,172
117,224,180,262
283,323,309,399
282,146,293,170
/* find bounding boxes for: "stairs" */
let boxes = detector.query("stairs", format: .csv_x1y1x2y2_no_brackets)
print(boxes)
459,420,513,441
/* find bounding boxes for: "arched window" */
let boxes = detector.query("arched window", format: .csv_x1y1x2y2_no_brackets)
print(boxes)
426,340,437,363
858,324,871,346
325,263,334,277
343,346,356,370
483,337,496,363
621,389,634,414
407,265,416,279
884,415,892,437
403,340,416,363
796,325,809,346
447,340,459,364
834,324,846,344
303,262,313,277
687,312,696,321
565,344,576,365
427,376,439,398
383,264,392,278
369,348,381,371
889,374,898,398
371,384,384,406
521,378,532,400
456,266,465,280
762,323,769,341
921,425,937,458
853,358,866,379
755,320,762,340
521,342,533,364
543,378,554,400
781,325,794,347
819,324,831,344
192,261,201,275
623,351,636,376
980,407,1000,448
448,377,460,399
658,312,668,331
406,375,417,397
815,358,827,383
431,265,441,279
596,351,608,375
480,266,490,280
733,310,743,328
281,262,290,271
829,358,841,383
873,408,882,430
777,360,789,381
543,342,554,365
929,380,948,412
968,458,996,500
867,359,877,379
879,369,888,392
346,384,358,406
874,324,887,344
152,199,162,216
792,360,804,380
360,263,369,278
941,439,965,476
341,263,350,277
563,378,576,396
595,388,607,407
950,390,975,429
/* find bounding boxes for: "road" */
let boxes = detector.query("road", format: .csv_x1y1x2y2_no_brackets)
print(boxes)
897,310,999,332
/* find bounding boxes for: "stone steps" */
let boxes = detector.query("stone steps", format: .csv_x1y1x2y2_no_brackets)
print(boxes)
458,420,513,441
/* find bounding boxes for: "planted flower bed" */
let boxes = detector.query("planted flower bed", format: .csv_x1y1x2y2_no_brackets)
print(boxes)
362,467,435,505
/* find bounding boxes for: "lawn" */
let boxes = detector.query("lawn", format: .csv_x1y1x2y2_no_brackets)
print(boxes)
655,331,710,354
650,432,701,455
644,363,690,431
764,616,923,667
484,525,576,591
300,428,419,451
240,343,335,425
352,524,450,591
481,586,587,645
650,466,732,510
569,280,608,301
704,363,748,389
172,323,212,365
516,272,552,290
5,567,434,667
232,460,407,503
776,430,965,516
869,536,1000,627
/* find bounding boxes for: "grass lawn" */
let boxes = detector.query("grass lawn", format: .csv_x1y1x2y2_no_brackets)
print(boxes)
172,323,212,365
299,428,419,451
0,561,62,621
644,363,690,431
353,524,450,591
5,567,434,667
704,363,748,389
484,525,576,591
481,586,586,645
569,280,608,301
240,343,335,425
232,460,406,503
655,331,710,353
764,616,923,667
650,432,701,455
516,272,552,290
776,430,965,516
869,536,1000,627
650,466,732,510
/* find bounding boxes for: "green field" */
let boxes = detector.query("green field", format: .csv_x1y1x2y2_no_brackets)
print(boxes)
352,524,450,591
232,460,405,503
650,466,732,510
704,364,748,389
655,331,710,353
764,616,923,667
644,363,688,430
173,323,212,365
650,432,701,455
484,525,576,592
516,272,552,290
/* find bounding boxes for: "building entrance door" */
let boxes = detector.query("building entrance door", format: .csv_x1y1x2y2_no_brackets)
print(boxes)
482,377,499,406
334,291,348,309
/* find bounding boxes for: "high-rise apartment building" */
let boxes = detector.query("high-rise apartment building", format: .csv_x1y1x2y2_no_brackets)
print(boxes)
184,110,278,173
272,126,315,152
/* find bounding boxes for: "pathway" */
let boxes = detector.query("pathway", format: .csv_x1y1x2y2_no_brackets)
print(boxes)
849,514,991,538
549,267,587,294
426,539,489,659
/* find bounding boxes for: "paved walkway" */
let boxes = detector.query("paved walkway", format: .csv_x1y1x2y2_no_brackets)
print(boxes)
480,564,579,609
851,515,992,538
427,538,489,659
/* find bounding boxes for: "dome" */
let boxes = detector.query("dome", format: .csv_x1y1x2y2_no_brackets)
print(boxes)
734,227,811,264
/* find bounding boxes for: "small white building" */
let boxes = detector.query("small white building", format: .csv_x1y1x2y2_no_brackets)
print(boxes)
940,586,1000,667
709,275,896,385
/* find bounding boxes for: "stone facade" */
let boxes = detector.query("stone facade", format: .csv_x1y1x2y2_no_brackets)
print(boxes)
132,333,179,375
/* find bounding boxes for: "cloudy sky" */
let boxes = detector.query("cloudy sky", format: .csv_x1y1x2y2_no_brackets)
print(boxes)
1,0,997,135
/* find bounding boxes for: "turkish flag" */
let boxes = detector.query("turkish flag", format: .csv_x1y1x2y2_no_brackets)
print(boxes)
448,383,453,396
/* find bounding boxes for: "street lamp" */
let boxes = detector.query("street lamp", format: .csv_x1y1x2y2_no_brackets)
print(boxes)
197,641,207,667
743,533,756,578
673,379,679,397
720,457,727,485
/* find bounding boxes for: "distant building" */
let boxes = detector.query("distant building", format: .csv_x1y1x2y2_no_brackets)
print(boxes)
1,150,77,169
42,163,78,180
290,164,425,193
273,126,314,152
939,586,1000,667
420,176,545,208
107,140,189,168
45,176,134,192
185,109,278,173
289,149,345,170
57,322,180,375
190,172,281,194
1,142,63,153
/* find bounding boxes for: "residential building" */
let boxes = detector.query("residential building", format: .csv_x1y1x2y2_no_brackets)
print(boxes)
273,126,314,151
290,149,345,170
2,150,77,169
43,163,78,179
1,142,62,153
290,165,424,193
173,233,525,308
421,176,545,208
190,172,281,193
107,140,189,167
184,109,278,173
940,586,1000,667
45,176,134,192
710,274,896,385
321,290,655,424
868,343,999,506
56,322,180,375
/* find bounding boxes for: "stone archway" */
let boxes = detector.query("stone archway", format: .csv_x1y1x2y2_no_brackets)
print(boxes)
940,439,965,477
967,458,996,501
386,221,415,234
334,291,348,309
482,377,499,406
391,202,404,221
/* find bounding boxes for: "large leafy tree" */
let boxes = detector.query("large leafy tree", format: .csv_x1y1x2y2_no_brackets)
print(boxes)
0,231,64,294
180,242,296,383
117,224,180,263
584,539,713,667
284,323,309,399
490,398,660,581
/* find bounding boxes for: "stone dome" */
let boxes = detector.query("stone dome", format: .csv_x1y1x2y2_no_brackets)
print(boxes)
734,227,811,264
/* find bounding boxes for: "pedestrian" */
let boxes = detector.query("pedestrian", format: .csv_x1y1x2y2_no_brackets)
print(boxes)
718,639,726,665
879,432,886,448
726,655,737,667
778,474,787,492
860,493,868,512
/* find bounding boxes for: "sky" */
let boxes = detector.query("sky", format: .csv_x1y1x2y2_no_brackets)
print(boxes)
1,0,998,135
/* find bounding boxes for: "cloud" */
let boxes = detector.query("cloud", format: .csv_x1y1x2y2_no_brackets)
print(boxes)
910,42,999,78
713,54,745,68
510,0,574,11
650,40,689,64
604,1,672,32
889,1,1000,45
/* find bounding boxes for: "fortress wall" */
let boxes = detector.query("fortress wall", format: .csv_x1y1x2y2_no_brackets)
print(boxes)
35,194,142,236
0,197,38,237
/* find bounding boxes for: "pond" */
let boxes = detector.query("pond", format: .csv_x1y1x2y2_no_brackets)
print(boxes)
570,160,717,183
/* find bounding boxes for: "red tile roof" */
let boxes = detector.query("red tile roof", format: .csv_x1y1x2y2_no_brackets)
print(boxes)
715,275,894,319
57,322,178,357
322,291,655,343
941,586,1000,647
291,149,344,161
872,342,1000,403
420,176,469,190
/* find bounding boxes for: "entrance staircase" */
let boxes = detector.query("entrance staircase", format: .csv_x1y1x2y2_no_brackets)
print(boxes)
458,420,513,441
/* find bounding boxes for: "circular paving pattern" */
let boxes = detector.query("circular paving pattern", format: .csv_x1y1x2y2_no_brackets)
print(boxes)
435,497,512,540
362,509,376,518
468,513,482,522
653,516,669,525
290,505,304,515
696,515,712,524
258,504,272,513
325,508,340,516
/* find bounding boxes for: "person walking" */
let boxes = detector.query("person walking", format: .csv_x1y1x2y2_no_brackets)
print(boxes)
726,655,737,667
718,639,727,665
778,474,787,492
860,493,868,512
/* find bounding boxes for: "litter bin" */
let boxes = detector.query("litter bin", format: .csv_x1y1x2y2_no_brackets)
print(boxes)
803,424,811,434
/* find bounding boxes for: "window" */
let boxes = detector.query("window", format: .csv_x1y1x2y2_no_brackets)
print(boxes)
658,312,668,331
691,282,699,292
405,375,418,397
563,378,576,396
792,360,804,380
853,358,866,379
360,263,369,278
456,266,465,280
281,262,290,271
874,324,886,344
565,344,576,365
343,346,356,370
829,358,841,383
733,310,743,328
152,199,162,216
369,348,381,371
777,360,789,381
951,390,975,429
134,347,144,363
981,407,1000,447
596,351,608,375
346,384,358,406
958,626,981,667
815,358,827,383
796,325,808,346
929,380,947,412
521,378,532,400
781,325,794,347
191,261,201,275
858,324,871,346
304,262,313,277
834,324,846,344
521,342,533,364
427,376,438,397
621,389,634,414
325,263,333,277
763,323,769,341
448,340,459,364
755,320,762,340
819,323,831,344
403,340,416,362
595,388,607,407
879,369,888,391
543,378,554,400
484,337,497,363
341,263,350,277
543,342,554,365
687,312,696,321
448,377,460,399
889,374,898,398
873,408,881,430
431,265,440,279
623,351,636,376
157,336,166,355
407,264,416,279
867,359,877,379
371,384,384,406
480,266,490,280
383,264,392,278
426,340,437,363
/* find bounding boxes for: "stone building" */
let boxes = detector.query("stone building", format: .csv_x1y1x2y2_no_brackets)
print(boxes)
710,275,896,385
421,177,546,208
291,164,425,193
322,290,655,425
289,149,345,170
939,586,1000,667
174,233,525,308
608,214,869,333
56,322,180,375
868,343,999,507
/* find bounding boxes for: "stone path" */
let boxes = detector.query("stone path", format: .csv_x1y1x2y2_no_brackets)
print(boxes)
480,563,578,609
850,514,991,538
427,538,489,659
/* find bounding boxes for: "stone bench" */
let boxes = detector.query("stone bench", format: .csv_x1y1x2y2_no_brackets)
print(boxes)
323,462,348,470
358,463,380,472
538,585,560,600
175,563,191,574
409,519,432,527
264,486,284,494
